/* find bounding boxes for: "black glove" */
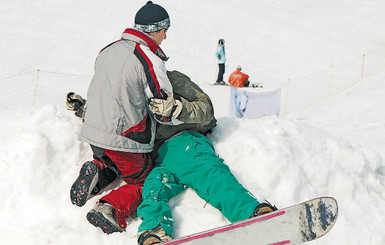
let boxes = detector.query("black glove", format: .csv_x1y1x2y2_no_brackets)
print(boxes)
66,92,86,118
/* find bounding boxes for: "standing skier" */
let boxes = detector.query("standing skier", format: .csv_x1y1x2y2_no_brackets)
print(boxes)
215,38,226,85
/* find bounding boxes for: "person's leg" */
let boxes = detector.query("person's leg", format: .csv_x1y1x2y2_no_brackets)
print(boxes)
216,63,225,83
137,166,186,238
70,146,118,207
222,63,225,79
87,150,153,233
103,149,153,185
243,78,250,87
158,131,260,223
87,184,142,233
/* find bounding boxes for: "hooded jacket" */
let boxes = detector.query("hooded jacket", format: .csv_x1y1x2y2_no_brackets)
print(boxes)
216,44,226,64
81,28,173,153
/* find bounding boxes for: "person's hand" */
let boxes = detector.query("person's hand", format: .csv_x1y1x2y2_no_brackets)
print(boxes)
66,92,86,118
149,90,182,119
66,92,85,110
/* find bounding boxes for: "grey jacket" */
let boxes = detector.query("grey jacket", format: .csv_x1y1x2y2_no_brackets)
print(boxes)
81,29,173,153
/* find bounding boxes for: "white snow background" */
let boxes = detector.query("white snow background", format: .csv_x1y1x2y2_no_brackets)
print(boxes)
1,0,385,244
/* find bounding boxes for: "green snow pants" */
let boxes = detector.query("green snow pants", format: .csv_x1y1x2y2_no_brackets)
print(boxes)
137,131,260,237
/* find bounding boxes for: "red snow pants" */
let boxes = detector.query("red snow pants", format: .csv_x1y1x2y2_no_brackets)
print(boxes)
92,149,153,229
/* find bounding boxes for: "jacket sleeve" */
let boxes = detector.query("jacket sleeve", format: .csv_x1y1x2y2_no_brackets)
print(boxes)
139,44,173,100
215,47,220,57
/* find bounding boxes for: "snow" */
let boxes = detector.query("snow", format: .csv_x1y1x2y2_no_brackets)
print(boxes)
1,0,385,244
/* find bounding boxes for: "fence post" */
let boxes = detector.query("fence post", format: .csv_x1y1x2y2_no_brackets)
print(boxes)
33,69,40,109
281,79,290,118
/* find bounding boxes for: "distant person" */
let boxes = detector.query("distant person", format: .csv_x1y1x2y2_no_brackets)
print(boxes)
228,65,250,87
215,38,226,85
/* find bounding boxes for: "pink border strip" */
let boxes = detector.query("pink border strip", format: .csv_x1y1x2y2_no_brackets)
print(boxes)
164,211,286,245
270,241,291,245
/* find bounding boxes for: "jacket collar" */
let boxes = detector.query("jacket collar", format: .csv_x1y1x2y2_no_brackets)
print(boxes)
122,28,168,61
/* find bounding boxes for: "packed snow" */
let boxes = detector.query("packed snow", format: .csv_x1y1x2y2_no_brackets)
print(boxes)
1,0,385,244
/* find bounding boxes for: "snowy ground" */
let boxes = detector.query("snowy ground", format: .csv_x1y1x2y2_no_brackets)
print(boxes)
1,0,385,244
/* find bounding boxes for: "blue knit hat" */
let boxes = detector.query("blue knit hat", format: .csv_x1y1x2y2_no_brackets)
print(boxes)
134,1,170,33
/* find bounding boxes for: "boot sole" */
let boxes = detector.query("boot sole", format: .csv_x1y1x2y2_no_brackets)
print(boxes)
70,161,99,206
86,209,124,234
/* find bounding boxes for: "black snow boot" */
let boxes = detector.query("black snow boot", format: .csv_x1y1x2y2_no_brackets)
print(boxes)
253,201,278,217
138,225,172,245
70,161,100,206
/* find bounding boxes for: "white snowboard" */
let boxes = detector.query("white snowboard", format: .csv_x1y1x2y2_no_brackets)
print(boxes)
160,196,338,245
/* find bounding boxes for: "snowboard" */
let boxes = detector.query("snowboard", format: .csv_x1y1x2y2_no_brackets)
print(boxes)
160,196,338,245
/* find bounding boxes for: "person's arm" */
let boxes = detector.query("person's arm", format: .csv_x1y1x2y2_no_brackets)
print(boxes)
149,70,216,127
150,70,216,133
216,47,222,60
137,45,183,125
138,44,173,100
